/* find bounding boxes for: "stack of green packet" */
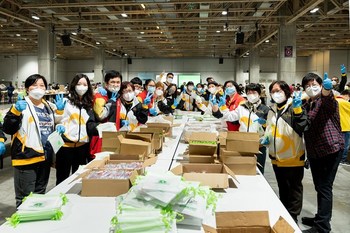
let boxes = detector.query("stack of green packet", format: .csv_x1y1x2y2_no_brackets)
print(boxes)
6,193,68,227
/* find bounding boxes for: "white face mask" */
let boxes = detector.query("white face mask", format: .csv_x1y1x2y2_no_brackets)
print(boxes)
271,91,286,104
331,80,337,86
29,88,46,100
247,94,260,103
134,89,141,96
305,85,321,98
187,86,194,91
208,87,216,94
155,89,163,96
123,92,134,102
75,85,88,96
167,78,173,83
197,88,202,93
107,85,120,93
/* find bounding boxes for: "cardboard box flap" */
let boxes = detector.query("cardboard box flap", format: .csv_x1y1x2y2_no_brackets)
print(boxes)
222,164,239,183
189,132,217,145
222,156,257,165
216,211,270,228
140,127,164,136
202,224,217,233
126,132,153,142
170,164,183,175
109,154,141,161
272,216,295,233
181,163,225,173
183,173,229,189
142,156,157,167
226,131,260,141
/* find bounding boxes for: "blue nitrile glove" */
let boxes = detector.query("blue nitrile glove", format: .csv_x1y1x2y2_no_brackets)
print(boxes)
54,94,66,110
209,95,218,105
254,118,266,125
322,72,332,90
149,108,157,116
292,91,302,108
218,96,226,107
143,92,152,105
260,136,269,145
110,92,118,102
121,120,129,127
172,98,179,107
341,64,346,74
97,87,107,96
56,125,65,134
0,142,6,156
15,96,27,112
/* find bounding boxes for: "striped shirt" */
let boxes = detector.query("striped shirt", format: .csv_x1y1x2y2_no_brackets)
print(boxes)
304,92,344,159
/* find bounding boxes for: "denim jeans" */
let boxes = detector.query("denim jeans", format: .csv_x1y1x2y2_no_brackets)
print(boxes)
308,150,342,233
341,132,350,162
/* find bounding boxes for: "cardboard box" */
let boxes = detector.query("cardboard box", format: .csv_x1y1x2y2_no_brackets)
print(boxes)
226,132,260,153
220,156,257,175
219,148,256,158
118,135,152,156
147,122,172,137
189,132,217,155
128,131,163,153
171,163,237,189
188,155,215,163
203,211,294,233
80,169,138,197
101,131,126,153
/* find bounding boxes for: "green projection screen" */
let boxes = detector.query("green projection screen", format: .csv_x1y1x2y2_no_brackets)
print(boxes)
177,73,201,86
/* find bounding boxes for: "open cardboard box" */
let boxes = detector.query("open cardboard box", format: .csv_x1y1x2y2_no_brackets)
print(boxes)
203,211,294,233
188,155,215,163
117,135,152,156
220,155,257,175
127,131,163,153
101,131,126,153
226,131,260,153
80,169,138,197
189,132,218,155
171,163,237,189
146,115,175,137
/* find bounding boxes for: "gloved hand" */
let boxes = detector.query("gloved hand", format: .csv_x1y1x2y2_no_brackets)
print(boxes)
292,91,302,108
143,92,153,105
15,96,27,112
121,120,129,127
322,72,332,90
218,96,226,107
56,124,65,134
209,96,218,105
260,136,269,145
97,87,107,96
149,108,157,116
341,64,346,74
110,92,118,102
0,142,6,156
254,118,267,125
54,94,66,110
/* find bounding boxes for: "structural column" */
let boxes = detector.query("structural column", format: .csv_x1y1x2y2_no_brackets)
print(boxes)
249,48,260,83
277,22,296,84
38,27,56,83
94,47,105,83
234,58,244,83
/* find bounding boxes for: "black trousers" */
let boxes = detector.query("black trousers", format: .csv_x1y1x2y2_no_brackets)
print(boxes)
272,165,304,221
14,161,51,207
55,143,89,185
308,150,342,233
257,146,267,174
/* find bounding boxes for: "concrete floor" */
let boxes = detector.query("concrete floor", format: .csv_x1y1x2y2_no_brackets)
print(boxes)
0,155,349,232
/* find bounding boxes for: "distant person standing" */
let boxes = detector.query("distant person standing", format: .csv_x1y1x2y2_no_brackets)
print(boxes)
7,82,15,104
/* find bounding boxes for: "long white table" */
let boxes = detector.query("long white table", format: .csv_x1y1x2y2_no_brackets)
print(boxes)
0,116,301,233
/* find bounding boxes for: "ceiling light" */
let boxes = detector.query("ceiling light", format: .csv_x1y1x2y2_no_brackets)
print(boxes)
140,31,145,34
121,13,128,18
265,39,269,43
96,41,101,45
124,53,128,56
222,10,227,15
16,33,21,37
31,15,40,20
71,32,77,35
216,30,220,33
310,8,319,13
156,26,160,29
141,4,146,9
